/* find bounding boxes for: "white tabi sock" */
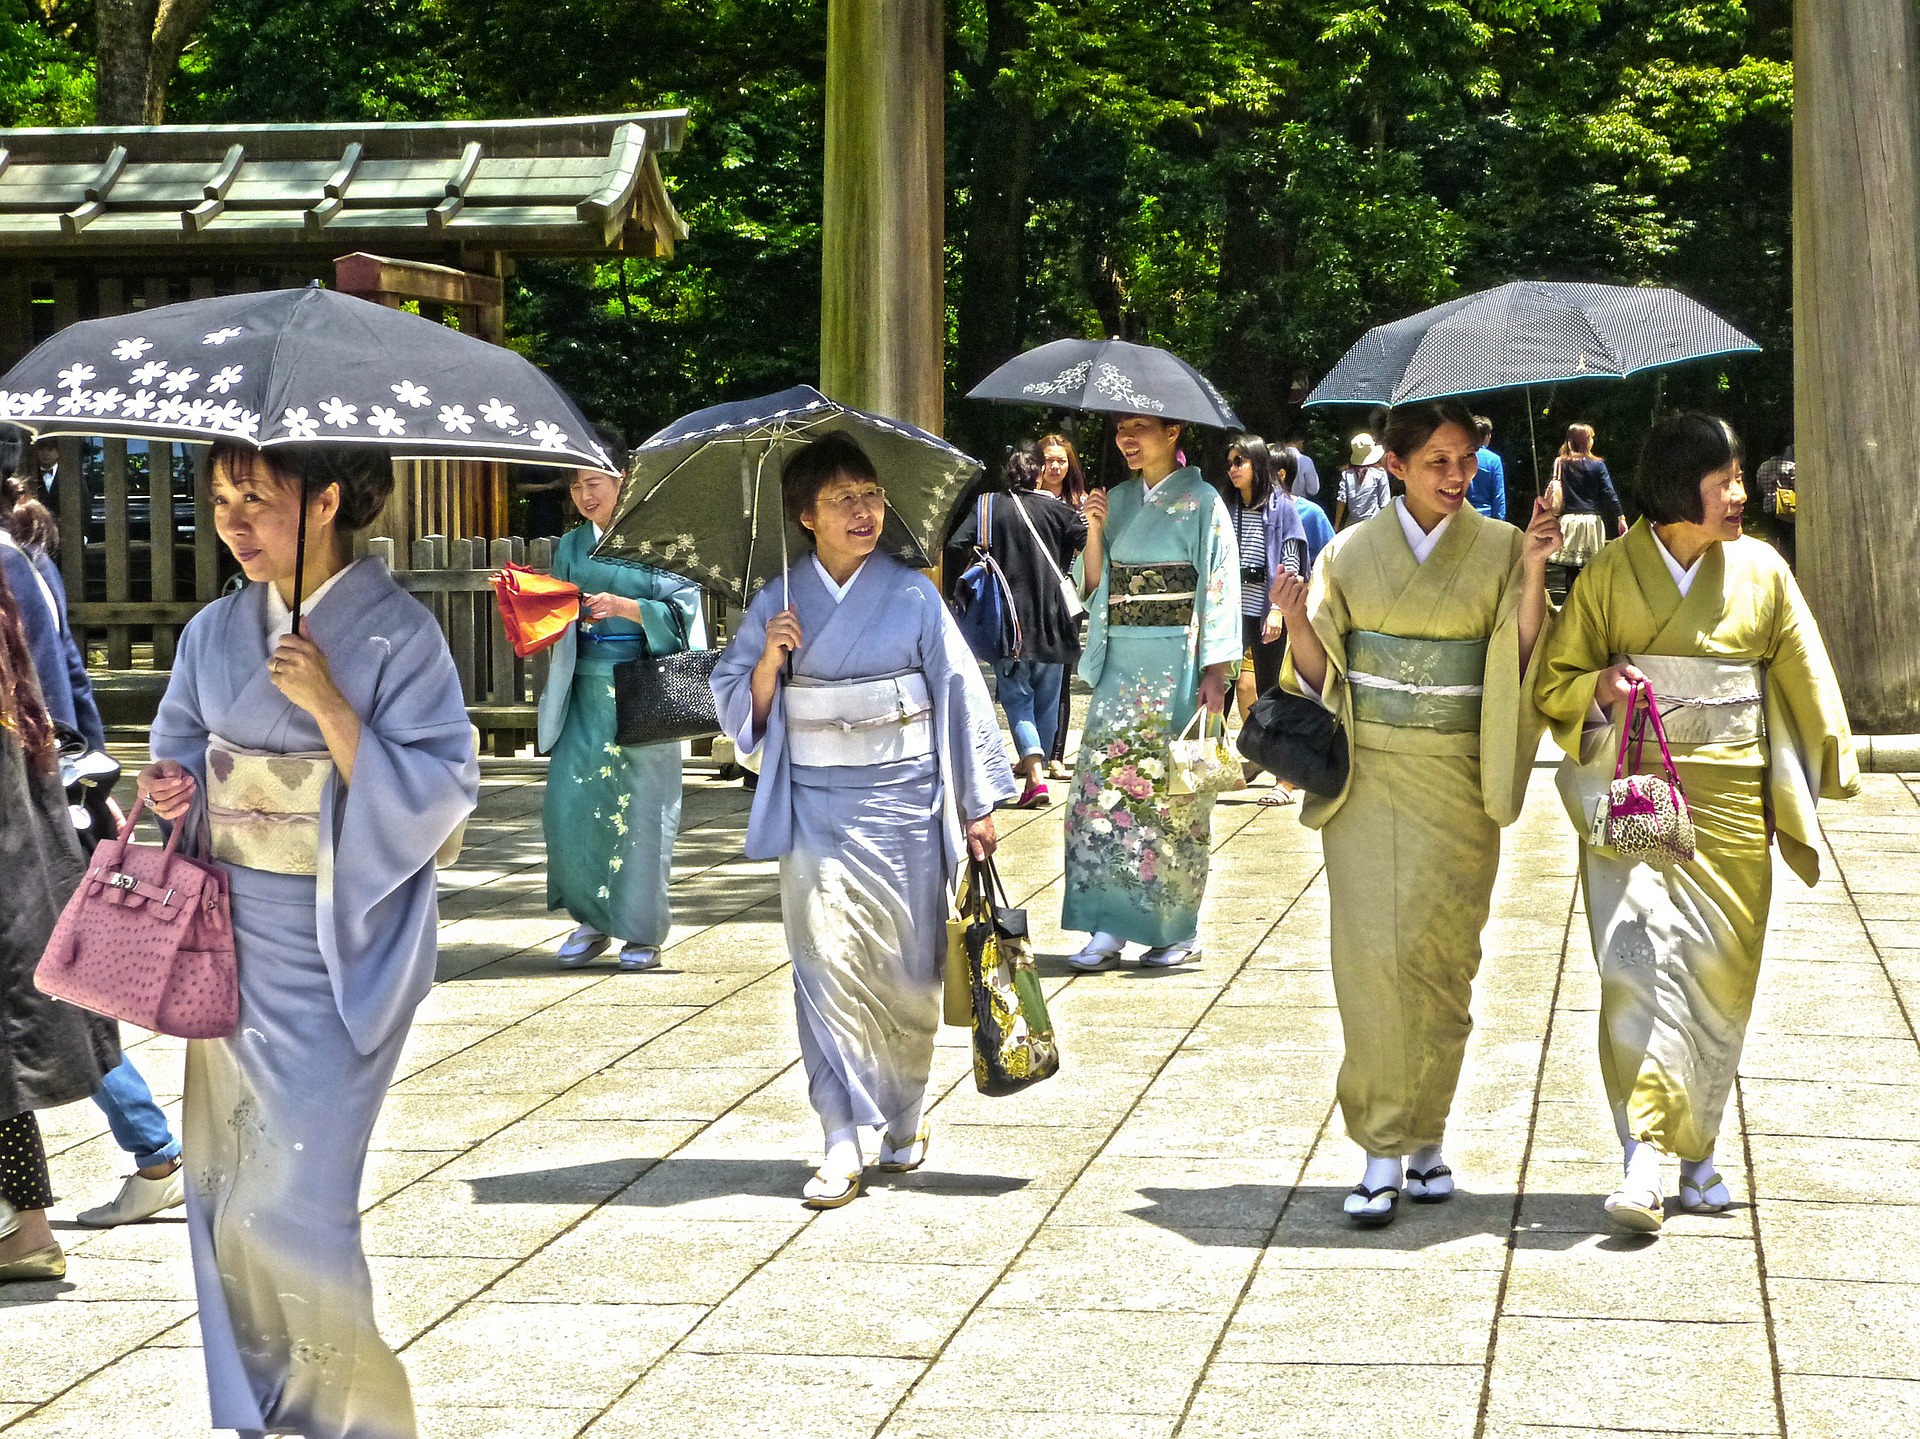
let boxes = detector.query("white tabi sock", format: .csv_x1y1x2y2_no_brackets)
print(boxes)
1623,1138,1662,1198
1406,1144,1453,1198
1345,1154,1403,1216
823,1127,862,1176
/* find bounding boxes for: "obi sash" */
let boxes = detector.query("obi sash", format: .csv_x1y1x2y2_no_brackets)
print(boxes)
206,735,331,875
1346,631,1488,734
1107,562,1198,628
785,671,934,768
1622,653,1764,747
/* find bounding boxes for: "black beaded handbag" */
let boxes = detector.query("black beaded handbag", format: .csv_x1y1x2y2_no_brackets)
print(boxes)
611,604,722,747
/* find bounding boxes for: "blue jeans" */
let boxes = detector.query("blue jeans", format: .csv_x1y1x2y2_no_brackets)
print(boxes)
995,660,1065,761
93,1055,180,1169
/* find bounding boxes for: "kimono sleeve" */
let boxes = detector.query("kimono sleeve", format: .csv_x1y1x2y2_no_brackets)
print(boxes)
923,591,1018,823
1277,542,1357,832
1476,533,1553,827
710,584,778,755
1533,558,1612,759
631,568,703,654
1195,488,1244,671
1762,561,1861,885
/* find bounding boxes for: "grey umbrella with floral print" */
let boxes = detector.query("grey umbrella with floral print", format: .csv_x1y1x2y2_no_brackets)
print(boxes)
966,337,1242,429
0,285,616,473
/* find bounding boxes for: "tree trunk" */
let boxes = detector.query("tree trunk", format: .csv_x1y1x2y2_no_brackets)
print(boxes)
821,0,946,433
1794,0,1920,732
1214,128,1287,440
94,0,213,125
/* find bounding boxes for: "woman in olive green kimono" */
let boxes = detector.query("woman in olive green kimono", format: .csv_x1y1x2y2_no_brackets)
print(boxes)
539,465,703,971
1535,414,1857,1233
1273,398,1562,1226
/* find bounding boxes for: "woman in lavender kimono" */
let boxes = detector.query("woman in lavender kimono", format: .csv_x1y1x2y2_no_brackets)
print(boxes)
1064,414,1241,971
711,433,1015,1209
139,443,478,1439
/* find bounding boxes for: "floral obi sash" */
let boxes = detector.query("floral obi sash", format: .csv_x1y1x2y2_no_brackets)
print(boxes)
1346,631,1488,734
1619,653,1764,747
206,736,331,876
1107,563,1197,628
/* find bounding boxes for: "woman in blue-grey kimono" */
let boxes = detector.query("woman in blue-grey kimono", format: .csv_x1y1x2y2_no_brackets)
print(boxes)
539,460,704,971
1064,413,1242,971
139,443,478,1439
711,432,1016,1210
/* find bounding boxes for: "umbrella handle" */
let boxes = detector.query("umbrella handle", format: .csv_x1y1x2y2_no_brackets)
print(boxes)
289,477,309,641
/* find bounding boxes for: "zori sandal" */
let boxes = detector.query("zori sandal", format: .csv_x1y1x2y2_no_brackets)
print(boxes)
1677,1172,1731,1214
1405,1164,1455,1204
1603,1184,1665,1233
1343,1182,1400,1228
802,1168,862,1211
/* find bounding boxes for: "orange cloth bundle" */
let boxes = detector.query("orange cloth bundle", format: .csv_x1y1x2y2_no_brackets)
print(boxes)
490,563,581,657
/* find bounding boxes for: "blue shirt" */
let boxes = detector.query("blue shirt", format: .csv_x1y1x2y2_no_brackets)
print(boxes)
1470,446,1507,521
1293,495,1336,574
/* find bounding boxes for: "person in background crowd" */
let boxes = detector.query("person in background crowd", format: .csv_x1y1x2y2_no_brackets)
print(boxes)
141,441,477,1438
0,561,118,1284
1288,448,1337,575
1755,444,1795,567
710,433,1014,1209
1273,398,1560,1227
1335,432,1392,529
1536,415,1855,1233
22,437,60,506
1547,422,1626,596
1469,415,1508,521
1285,434,1321,500
946,444,1086,808
1037,432,1089,781
1063,414,1240,972
1222,435,1308,803
539,446,705,971
0,476,186,1228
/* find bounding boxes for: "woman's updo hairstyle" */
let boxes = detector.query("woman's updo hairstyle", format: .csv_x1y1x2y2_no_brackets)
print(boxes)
781,430,880,536
1004,441,1042,492
1634,413,1742,527
1380,398,1478,464
212,443,395,532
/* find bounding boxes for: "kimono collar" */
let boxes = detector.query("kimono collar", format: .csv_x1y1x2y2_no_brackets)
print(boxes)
811,552,870,603
1649,527,1707,597
1142,465,1204,509
265,557,362,640
1394,496,1455,564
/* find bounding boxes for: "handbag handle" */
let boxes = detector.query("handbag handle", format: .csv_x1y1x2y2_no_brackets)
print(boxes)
108,792,207,872
1613,679,1682,784
625,591,693,662
1177,706,1226,742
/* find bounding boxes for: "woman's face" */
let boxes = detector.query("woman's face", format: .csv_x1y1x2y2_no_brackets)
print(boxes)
1697,461,1745,541
1114,416,1181,474
570,469,621,527
801,472,886,564
211,451,334,586
1227,451,1253,497
1387,422,1481,520
1040,445,1070,495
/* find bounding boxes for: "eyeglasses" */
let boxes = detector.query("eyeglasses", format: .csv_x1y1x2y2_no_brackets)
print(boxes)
815,486,887,515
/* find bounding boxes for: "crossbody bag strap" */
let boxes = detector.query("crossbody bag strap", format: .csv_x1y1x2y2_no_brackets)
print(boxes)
1009,493,1070,589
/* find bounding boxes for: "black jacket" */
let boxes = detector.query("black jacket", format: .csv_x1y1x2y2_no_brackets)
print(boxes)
947,489,1088,665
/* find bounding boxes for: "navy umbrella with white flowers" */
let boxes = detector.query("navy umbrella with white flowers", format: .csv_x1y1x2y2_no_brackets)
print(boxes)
0,285,616,474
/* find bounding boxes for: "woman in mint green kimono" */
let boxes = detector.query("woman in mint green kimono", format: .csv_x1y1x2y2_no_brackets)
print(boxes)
1064,415,1241,970
539,466,703,971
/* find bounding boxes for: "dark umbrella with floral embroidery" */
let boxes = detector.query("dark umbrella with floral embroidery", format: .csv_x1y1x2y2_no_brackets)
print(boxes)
966,337,1242,429
0,284,614,613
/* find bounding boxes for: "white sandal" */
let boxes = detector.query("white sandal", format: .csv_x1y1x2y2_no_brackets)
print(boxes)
556,925,610,966
802,1168,862,1210
1140,943,1202,968
1604,1184,1665,1233
1677,1172,1731,1214
1067,936,1124,971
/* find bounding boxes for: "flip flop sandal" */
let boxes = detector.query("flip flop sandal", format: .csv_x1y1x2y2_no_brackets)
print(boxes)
1603,1185,1665,1233
1256,790,1297,808
1067,945,1123,971
876,1126,931,1174
802,1169,863,1210
1405,1164,1454,1204
1677,1173,1731,1214
1344,1183,1400,1228
1140,944,1202,968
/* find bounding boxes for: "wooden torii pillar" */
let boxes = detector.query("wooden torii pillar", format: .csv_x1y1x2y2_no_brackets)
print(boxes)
819,0,945,434
1795,4,1920,734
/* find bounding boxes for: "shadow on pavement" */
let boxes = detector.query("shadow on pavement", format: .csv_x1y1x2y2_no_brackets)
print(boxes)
1131,1184,1612,1249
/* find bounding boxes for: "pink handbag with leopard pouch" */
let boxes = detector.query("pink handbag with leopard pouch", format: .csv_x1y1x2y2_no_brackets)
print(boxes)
34,797,238,1039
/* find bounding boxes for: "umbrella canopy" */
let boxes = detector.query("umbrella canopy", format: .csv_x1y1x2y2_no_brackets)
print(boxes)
967,338,1242,429
1304,281,1760,408
593,385,981,606
0,286,616,473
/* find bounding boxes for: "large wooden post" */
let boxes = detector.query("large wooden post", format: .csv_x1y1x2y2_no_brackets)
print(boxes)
820,0,945,432
1794,3,1920,733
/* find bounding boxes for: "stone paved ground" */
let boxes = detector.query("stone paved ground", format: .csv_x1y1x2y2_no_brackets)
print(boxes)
5,749,1920,1438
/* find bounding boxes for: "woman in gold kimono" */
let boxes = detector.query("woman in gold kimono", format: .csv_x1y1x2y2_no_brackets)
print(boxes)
1535,414,1857,1233
1272,398,1562,1226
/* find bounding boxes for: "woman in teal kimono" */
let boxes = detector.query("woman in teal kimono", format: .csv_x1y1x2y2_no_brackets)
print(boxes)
1064,414,1241,969
539,466,704,971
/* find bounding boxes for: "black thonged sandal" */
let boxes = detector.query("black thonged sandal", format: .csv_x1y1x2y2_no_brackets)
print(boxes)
1405,1163,1454,1204
1343,1183,1400,1228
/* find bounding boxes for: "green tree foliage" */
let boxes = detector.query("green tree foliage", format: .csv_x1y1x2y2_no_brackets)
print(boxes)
0,0,94,125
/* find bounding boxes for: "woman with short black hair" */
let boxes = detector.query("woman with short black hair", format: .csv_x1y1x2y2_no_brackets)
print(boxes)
1536,413,1858,1234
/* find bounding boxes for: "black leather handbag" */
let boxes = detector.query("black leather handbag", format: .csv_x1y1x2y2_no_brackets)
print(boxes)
611,604,721,747
1236,684,1351,797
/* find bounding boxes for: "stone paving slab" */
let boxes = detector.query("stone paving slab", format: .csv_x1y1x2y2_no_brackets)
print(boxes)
4,758,1920,1436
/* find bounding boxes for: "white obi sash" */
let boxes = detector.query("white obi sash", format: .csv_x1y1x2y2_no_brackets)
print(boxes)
1622,653,1765,746
785,672,934,768
206,735,331,875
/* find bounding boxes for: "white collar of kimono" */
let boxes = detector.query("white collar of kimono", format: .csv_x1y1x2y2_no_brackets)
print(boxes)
1394,496,1453,564
811,552,870,603
264,557,360,639
1650,527,1705,597
1142,465,1200,505
590,521,603,544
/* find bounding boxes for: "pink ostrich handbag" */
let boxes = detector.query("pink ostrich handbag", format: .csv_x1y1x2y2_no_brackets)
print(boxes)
35,797,238,1039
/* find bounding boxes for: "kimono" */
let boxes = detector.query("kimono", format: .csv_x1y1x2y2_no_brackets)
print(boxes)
538,524,704,946
152,557,478,1439
1063,468,1242,947
710,554,1015,1137
1281,502,1547,1157
1536,524,1858,1161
